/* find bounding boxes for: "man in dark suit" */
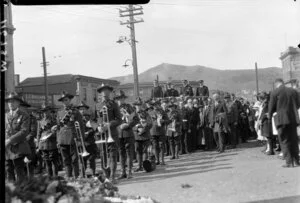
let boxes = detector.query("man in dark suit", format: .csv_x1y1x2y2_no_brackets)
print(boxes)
209,93,228,153
5,92,32,182
180,80,194,97
164,82,179,98
195,80,209,101
268,78,300,167
151,80,164,99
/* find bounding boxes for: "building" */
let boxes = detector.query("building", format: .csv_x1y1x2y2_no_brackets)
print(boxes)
16,74,120,112
279,46,300,81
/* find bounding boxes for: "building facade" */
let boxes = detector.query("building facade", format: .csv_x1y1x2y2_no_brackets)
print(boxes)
279,47,300,81
16,74,119,113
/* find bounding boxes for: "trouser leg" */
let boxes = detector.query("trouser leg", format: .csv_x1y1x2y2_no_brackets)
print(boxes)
13,157,26,182
152,136,160,163
5,159,16,182
213,132,219,150
119,138,126,174
169,136,175,158
219,131,225,152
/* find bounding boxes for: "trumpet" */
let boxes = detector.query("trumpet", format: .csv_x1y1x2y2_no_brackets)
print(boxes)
120,107,130,123
74,121,89,178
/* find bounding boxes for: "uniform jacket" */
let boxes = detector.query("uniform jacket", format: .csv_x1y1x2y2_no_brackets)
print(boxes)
83,118,97,146
209,101,228,133
38,116,57,150
149,108,169,136
164,88,179,97
151,86,164,99
26,115,38,149
167,110,182,137
180,85,194,96
268,85,300,128
133,110,153,141
225,101,239,124
195,86,209,97
203,105,211,127
5,108,32,160
56,105,85,145
97,99,122,142
259,101,272,137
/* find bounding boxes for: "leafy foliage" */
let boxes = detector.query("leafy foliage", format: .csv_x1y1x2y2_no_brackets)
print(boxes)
5,175,158,203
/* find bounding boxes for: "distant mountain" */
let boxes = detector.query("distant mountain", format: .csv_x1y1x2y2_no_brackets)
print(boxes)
110,63,283,92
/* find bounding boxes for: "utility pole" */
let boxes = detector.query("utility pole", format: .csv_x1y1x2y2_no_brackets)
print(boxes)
255,62,259,95
119,5,144,99
41,47,49,105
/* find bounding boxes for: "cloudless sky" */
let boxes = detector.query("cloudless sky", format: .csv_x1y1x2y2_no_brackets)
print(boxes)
11,0,300,81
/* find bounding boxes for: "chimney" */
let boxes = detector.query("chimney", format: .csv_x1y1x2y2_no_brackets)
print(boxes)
14,74,20,86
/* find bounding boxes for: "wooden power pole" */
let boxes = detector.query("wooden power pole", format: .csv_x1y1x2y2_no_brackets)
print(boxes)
41,47,49,105
119,5,144,99
255,62,259,95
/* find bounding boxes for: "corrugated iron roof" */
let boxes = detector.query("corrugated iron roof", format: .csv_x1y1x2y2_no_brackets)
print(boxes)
19,74,120,87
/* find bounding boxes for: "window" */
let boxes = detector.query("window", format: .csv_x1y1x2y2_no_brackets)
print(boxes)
83,88,87,101
92,89,97,102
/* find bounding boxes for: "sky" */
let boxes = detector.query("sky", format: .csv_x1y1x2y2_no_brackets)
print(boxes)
10,0,300,81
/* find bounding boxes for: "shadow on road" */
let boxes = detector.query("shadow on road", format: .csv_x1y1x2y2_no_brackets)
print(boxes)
244,195,300,203
118,150,238,185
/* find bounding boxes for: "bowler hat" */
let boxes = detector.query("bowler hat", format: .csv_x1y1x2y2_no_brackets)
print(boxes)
58,91,74,102
77,101,89,109
97,83,114,93
5,92,24,103
114,90,128,100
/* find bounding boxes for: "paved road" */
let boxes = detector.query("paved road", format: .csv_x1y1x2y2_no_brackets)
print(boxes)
115,141,300,203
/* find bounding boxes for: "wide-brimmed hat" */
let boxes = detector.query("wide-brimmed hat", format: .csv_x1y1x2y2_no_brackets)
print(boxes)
132,97,143,106
97,83,114,93
198,80,204,83
5,92,24,103
167,103,176,108
77,101,89,109
58,91,74,102
20,100,31,108
114,90,128,100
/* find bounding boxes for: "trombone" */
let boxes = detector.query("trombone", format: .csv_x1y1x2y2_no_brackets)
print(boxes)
74,121,90,178
95,105,114,178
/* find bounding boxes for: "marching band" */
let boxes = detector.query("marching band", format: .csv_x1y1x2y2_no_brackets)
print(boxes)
5,79,299,184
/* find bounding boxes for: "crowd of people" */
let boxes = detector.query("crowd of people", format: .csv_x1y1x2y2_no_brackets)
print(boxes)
4,78,300,185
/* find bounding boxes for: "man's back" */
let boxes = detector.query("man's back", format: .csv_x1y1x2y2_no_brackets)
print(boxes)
269,85,300,127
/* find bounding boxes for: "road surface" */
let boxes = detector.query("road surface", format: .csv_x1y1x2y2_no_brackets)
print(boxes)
115,141,300,203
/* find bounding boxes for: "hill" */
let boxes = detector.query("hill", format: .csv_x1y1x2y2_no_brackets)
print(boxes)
110,63,282,92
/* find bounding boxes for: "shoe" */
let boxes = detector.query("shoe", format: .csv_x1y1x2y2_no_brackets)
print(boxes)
117,173,127,180
156,162,160,165
282,164,294,168
170,157,175,160
134,167,143,172
127,172,133,179
161,162,166,165
265,151,275,155
274,147,281,152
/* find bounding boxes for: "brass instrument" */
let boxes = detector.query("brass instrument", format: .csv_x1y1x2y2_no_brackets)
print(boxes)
74,121,90,178
59,107,75,126
95,105,114,178
74,121,90,157
120,107,130,123
142,145,156,173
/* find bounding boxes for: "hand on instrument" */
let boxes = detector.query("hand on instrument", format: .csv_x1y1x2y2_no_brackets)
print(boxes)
5,139,11,148
51,125,58,133
188,129,191,133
